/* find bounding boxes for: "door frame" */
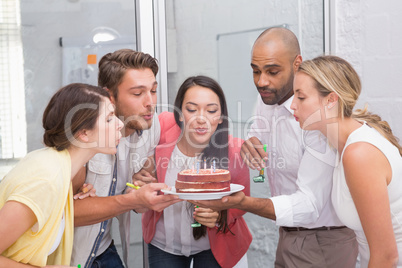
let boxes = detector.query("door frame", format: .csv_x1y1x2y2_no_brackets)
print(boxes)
136,0,169,113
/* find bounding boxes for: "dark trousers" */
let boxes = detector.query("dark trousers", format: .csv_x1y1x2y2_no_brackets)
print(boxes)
91,240,125,268
148,243,220,268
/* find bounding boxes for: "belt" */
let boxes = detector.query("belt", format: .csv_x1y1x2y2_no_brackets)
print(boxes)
281,226,347,232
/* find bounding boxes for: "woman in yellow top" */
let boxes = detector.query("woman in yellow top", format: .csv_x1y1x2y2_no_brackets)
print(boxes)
0,83,123,267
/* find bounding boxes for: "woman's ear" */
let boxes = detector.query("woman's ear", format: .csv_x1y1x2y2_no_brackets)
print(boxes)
77,129,90,143
327,92,339,109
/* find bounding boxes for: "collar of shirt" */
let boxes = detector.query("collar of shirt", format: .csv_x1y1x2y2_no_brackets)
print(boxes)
282,95,294,115
273,95,294,117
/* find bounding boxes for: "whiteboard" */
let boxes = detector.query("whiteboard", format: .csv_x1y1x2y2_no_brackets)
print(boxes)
217,25,288,123
61,36,135,86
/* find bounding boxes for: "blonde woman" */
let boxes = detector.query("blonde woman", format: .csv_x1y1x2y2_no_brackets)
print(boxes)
291,55,402,267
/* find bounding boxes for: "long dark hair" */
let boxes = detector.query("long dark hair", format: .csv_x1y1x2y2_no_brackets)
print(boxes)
173,75,231,239
174,75,229,167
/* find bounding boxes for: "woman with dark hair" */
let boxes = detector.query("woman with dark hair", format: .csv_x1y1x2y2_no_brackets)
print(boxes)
0,83,123,267
141,76,252,268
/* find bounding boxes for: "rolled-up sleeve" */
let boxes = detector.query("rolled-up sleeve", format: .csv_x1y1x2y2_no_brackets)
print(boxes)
271,131,336,227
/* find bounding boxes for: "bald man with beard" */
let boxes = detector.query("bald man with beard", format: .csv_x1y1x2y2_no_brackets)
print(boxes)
192,27,358,267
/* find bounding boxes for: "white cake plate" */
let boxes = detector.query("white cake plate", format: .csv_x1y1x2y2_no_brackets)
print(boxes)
161,183,245,200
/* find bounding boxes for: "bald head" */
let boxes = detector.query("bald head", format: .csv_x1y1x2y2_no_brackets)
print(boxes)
250,27,302,105
253,27,300,61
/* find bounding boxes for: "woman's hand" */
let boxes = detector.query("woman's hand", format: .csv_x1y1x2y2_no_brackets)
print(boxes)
73,183,96,200
193,207,220,228
132,169,157,187
190,191,245,211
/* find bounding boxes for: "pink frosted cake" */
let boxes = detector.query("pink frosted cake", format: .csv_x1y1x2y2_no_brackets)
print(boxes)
175,169,231,193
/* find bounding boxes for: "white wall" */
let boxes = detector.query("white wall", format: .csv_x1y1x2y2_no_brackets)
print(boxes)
334,0,402,140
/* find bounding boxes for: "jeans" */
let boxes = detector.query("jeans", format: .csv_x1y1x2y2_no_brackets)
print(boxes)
148,243,220,268
91,240,125,268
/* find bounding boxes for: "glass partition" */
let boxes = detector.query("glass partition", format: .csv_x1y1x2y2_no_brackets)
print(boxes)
21,0,137,152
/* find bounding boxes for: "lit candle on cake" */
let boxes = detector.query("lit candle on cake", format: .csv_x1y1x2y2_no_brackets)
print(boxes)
213,159,216,172
196,161,200,174
204,159,206,169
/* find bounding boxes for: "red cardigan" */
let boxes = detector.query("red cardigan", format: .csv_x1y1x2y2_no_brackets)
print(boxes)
142,112,252,268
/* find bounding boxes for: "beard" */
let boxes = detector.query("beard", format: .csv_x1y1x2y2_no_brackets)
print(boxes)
258,72,294,105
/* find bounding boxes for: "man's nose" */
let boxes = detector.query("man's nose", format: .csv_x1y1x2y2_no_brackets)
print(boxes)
257,73,270,87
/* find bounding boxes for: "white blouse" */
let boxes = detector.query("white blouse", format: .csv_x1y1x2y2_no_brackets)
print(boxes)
332,123,402,267
248,96,342,228
151,145,210,256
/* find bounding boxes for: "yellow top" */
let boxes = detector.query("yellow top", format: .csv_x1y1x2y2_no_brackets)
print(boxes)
0,147,74,266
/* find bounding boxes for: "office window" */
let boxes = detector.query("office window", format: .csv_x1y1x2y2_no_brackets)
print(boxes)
0,0,27,159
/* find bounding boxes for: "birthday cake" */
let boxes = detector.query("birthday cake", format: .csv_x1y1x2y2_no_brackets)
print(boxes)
175,168,231,193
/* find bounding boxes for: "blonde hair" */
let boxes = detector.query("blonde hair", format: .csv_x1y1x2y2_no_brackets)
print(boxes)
298,55,402,156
